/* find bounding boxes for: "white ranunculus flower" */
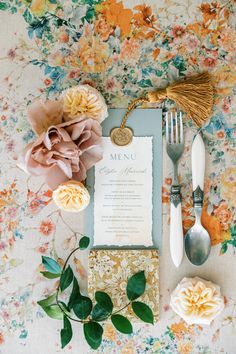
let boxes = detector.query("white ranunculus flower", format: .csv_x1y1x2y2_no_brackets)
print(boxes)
170,277,225,325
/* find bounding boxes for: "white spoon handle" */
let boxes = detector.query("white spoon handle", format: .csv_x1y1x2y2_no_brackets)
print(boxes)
191,133,205,202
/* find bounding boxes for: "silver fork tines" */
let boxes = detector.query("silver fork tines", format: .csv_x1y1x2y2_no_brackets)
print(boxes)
165,111,183,145
165,110,184,185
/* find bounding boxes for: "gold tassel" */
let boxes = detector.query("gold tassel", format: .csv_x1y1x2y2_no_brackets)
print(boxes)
147,72,214,127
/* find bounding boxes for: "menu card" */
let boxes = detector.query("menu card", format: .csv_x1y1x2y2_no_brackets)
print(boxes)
93,137,153,246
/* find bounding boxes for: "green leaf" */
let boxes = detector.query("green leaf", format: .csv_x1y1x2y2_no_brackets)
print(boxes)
68,277,81,310
131,301,154,324
59,301,70,313
172,55,186,73
230,225,236,238
83,321,103,350
79,236,90,250
0,2,8,10
126,271,146,301
60,316,72,349
137,79,153,88
42,256,61,274
40,271,61,279
111,314,133,334
60,265,73,292
23,8,33,24
95,291,113,313
42,304,64,320
91,292,113,321
91,304,109,321
37,293,57,308
48,0,57,3
73,296,92,319
220,242,228,255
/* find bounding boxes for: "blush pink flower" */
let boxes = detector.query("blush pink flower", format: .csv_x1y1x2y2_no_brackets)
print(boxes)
120,38,141,61
23,117,102,189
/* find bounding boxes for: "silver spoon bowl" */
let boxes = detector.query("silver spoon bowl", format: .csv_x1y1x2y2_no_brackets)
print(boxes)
185,206,211,266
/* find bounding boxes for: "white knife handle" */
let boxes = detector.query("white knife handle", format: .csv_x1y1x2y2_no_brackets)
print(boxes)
191,133,205,192
170,186,183,267
170,203,183,267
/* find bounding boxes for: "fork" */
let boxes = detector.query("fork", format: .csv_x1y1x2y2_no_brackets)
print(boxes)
165,111,184,267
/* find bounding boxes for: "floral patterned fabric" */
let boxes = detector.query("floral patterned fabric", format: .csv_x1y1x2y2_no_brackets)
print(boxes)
88,249,159,322
0,0,236,353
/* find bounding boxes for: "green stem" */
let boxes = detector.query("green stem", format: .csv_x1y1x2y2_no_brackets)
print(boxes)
110,302,131,316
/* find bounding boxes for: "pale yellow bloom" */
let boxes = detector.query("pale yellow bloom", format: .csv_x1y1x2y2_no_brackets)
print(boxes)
53,181,90,213
170,277,224,325
63,85,108,122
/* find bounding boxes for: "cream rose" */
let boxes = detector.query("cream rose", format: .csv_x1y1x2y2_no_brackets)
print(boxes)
62,85,108,122
170,277,224,325
53,180,90,212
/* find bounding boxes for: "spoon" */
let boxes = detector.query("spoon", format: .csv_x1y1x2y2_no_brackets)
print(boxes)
185,133,211,265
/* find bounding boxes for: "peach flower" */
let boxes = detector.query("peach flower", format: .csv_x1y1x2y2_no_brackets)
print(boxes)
39,220,55,236
201,206,230,245
213,201,233,230
78,35,111,72
221,167,236,207
218,28,236,52
120,38,141,61
95,15,114,41
170,277,224,325
62,85,108,122
53,180,90,212
177,342,193,354
96,0,132,37
170,321,191,340
202,57,217,68
30,0,56,17
172,25,186,38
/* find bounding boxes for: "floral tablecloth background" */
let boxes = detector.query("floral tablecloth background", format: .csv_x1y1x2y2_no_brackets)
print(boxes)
0,0,236,353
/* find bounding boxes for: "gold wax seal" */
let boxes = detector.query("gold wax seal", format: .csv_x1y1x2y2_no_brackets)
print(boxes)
110,127,133,146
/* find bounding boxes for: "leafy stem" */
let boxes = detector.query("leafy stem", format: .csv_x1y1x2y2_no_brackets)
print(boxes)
55,245,131,322
38,236,154,349
55,245,88,324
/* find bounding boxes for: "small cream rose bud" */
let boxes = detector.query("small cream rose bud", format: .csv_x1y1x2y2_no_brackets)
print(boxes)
53,180,90,212
170,277,224,325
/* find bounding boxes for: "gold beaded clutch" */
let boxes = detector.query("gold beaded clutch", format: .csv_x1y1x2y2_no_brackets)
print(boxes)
88,249,159,322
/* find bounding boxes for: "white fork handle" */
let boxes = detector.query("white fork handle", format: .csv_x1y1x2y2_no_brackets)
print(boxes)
170,202,183,267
